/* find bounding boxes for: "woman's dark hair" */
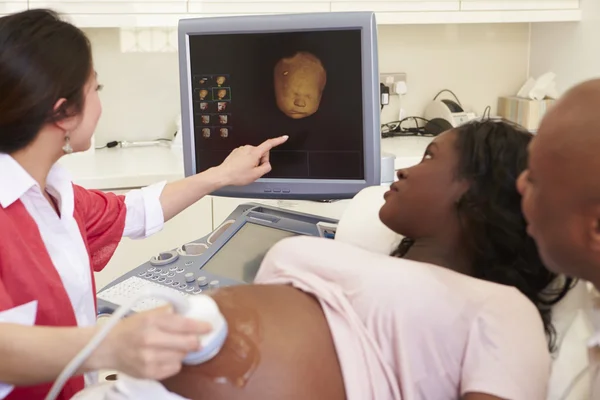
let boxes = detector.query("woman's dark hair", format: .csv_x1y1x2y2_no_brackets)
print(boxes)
392,119,575,351
0,9,92,153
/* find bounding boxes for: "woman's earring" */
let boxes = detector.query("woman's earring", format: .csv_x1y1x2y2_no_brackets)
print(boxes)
62,135,73,154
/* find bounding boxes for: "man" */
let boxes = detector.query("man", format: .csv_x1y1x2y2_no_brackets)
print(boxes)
517,78,600,396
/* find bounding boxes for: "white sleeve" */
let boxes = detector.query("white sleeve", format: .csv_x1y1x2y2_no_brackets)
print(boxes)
123,181,166,239
0,301,38,399
460,291,551,400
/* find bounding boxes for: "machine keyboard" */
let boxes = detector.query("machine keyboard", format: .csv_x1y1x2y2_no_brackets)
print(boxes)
97,276,193,312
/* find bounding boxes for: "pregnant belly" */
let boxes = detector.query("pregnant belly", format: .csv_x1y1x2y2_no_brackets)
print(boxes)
161,284,346,400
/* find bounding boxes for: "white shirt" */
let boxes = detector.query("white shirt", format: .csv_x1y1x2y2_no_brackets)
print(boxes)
588,290,600,398
0,153,167,398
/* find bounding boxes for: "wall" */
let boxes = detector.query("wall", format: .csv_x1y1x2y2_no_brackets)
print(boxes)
85,23,530,144
529,0,600,93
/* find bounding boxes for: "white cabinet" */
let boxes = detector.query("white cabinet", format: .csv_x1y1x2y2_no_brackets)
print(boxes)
460,0,579,10
0,1,27,14
29,0,187,15
94,193,213,290
188,0,330,15
211,196,350,229
331,0,459,12
187,0,458,15
19,0,580,27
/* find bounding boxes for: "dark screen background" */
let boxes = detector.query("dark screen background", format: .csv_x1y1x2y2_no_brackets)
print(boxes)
188,29,364,180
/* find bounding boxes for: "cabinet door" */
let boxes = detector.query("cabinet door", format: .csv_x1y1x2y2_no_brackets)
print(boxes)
331,0,459,12
211,196,350,230
460,0,579,10
188,0,330,15
94,193,213,290
28,0,187,15
0,1,27,14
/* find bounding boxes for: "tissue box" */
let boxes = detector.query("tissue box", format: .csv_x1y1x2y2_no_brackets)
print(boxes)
497,96,556,131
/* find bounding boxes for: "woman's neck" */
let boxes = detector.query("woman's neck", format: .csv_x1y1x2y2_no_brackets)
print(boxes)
11,141,60,191
403,238,473,275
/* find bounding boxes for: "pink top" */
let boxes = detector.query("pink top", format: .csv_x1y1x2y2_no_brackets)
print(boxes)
255,236,550,400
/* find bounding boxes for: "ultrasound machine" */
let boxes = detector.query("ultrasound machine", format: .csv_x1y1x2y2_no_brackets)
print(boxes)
96,11,382,316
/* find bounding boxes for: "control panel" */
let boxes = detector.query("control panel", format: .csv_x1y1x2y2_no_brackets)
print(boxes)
97,203,338,315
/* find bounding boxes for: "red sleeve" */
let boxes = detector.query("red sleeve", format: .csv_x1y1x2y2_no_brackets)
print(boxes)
0,273,14,311
73,184,127,272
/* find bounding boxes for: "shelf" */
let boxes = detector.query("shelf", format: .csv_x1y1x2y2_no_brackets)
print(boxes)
29,8,580,28
375,9,582,24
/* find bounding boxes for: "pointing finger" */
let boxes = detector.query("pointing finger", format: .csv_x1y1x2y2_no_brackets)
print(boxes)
256,135,288,154
260,150,270,164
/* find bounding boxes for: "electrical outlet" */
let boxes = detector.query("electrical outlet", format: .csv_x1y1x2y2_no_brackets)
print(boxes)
380,72,407,90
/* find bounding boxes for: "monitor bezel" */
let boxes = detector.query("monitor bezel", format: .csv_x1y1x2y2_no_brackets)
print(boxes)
178,12,381,200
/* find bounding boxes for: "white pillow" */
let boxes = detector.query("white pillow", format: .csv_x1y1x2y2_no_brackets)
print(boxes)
335,185,401,255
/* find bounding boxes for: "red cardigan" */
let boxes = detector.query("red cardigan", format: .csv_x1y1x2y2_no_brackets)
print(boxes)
0,185,127,400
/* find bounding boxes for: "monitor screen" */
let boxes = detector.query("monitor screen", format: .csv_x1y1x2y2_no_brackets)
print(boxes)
178,12,381,200
188,30,364,180
200,222,299,283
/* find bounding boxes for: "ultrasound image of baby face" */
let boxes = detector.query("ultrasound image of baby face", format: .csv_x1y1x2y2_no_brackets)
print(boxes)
274,51,327,119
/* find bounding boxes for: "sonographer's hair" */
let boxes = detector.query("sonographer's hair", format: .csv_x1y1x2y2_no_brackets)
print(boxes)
0,9,92,153
392,119,575,351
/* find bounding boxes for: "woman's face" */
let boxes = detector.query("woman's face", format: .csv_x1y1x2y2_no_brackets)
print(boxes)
379,130,469,239
69,73,102,153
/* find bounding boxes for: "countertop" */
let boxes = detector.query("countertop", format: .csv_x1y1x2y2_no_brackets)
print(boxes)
58,136,433,190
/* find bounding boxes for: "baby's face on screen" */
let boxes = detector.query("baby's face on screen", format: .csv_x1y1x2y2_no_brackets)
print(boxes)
274,51,327,119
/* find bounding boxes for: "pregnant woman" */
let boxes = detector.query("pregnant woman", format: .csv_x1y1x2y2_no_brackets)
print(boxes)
162,119,573,400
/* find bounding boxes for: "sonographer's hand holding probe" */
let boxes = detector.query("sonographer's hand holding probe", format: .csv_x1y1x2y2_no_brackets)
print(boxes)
90,305,211,380
46,293,228,400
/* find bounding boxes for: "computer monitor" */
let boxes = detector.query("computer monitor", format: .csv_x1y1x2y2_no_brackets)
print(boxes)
178,12,380,200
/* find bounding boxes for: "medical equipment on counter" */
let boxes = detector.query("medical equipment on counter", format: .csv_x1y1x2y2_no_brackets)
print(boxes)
178,12,381,200
423,90,478,135
73,203,336,400
96,203,337,316
46,293,227,400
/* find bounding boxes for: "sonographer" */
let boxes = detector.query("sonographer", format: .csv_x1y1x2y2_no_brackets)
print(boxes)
0,9,288,400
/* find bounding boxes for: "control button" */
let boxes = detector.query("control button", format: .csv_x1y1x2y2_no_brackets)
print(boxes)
151,276,159,281
273,188,281,193
193,289,203,295
185,273,195,283
137,271,145,276
264,188,272,193
167,272,175,278
155,268,162,274
171,282,179,287
176,268,184,274
169,266,178,272
208,280,220,289
165,279,173,284
158,277,166,282
185,287,195,292
160,270,169,276
196,276,208,287
179,283,187,289
145,272,153,278
185,261,194,266
283,189,290,193
147,267,156,272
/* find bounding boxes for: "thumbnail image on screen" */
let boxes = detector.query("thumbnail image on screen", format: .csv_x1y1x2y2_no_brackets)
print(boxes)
188,29,364,180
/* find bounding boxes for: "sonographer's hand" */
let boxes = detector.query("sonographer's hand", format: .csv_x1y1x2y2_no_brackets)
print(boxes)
94,306,211,380
217,135,289,186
